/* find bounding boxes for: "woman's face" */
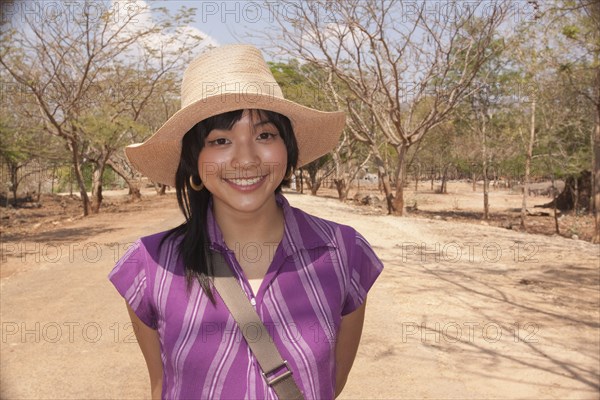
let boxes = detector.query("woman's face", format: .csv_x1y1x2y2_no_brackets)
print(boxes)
197,110,288,216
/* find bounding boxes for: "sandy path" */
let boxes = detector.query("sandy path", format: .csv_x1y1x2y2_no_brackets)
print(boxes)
1,191,599,399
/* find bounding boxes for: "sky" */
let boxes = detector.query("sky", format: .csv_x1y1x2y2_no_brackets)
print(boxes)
145,1,280,55
3,0,544,82
1,0,282,57
3,0,542,47
162,1,266,43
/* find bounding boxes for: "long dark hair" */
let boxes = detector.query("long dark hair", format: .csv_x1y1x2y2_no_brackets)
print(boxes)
160,109,298,303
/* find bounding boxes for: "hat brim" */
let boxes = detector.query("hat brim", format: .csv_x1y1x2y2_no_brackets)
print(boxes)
126,93,346,187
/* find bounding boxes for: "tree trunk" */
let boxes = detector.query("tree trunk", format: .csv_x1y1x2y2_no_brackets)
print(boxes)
51,165,56,194
481,123,490,220
392,144,408,215
9,163,18,206
414,163,420,192
11,187,17,206
521,99,536,228
593,99,600,243
372,146,394,214
310,183,320,195
106,159,141,200
153,182,167,195
552,175,560,234
37,171,41,202
304,164,323,196
69,166,73,196
573,176,579,214
306,169,321,195
70,141,91,216
483,160,490,220
332,149,346,201
343,181,352,201
334,178,347,201
91,162,106,214
128,186,141,199
440,165,449,194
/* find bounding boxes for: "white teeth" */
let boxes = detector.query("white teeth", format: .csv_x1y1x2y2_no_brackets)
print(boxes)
227,176,263,186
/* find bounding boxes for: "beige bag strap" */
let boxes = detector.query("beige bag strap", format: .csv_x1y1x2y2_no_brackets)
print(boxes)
211,252,304,400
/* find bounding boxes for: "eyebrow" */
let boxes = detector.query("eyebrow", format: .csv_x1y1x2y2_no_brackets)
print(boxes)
254,120,276,128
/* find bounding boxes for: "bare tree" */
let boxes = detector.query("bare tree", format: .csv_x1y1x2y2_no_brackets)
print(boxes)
270,59,371,200
264,0,508,215
0,2,202,214
345,102,396,213
470,93,494,220
520,98,537,226
321,70,372,201
331,133,371,202
302,156,334,195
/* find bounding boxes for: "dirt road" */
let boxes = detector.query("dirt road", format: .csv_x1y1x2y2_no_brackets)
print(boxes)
1,190,599,399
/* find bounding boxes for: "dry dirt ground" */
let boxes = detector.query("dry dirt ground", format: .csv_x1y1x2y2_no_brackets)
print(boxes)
1,183,599,399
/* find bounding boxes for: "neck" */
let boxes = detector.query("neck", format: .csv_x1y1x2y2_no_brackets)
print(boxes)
212,195,285,249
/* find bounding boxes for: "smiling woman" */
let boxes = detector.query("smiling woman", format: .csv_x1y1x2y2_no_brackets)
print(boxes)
197,110,290,214
107,44,384,400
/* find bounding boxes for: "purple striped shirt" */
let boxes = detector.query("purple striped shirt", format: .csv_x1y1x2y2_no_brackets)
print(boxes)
108,193,383,399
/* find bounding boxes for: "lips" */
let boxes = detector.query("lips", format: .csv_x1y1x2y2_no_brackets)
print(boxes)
224,175,267,189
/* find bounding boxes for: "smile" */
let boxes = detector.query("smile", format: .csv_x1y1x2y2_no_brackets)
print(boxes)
224,175,267,188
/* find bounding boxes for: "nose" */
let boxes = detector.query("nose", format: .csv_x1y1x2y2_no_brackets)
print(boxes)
231,140,260,178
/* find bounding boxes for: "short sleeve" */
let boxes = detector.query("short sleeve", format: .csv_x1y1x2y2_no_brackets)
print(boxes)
108,240,157,329
342,231,384,315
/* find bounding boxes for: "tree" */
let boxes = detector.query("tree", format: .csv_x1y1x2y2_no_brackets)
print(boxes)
344,101,396,213
270,59,370,199
509,31,539,228
0,73,65,205
535,69,594,215
546,0,600,241
263,0,509,215
409,120,461,195
0,112,40,206
0,2,202,214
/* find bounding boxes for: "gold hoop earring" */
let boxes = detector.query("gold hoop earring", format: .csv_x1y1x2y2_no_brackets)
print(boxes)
189,175,204,191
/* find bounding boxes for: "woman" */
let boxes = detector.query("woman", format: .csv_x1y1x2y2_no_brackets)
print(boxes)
108,44,383,400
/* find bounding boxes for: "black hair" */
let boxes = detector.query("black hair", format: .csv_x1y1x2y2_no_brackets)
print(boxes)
160,109,298,303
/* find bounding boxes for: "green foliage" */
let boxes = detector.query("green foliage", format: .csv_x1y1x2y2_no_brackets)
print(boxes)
52,163,122,193
269,60,339,111
0,92,66,194
561,25,579,40
418,1,595,185
76,107,147,150
0,114,24,164
270,59,368,173
52,165,74,193
1,1,202,210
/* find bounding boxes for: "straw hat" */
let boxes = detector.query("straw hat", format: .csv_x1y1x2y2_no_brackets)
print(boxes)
125,44,346,187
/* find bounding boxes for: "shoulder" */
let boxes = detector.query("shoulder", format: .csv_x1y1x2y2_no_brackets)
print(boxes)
128,228,183,268
138,229,180,250
286,203,358,248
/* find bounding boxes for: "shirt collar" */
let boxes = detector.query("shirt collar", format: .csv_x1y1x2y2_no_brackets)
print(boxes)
205,193,335,256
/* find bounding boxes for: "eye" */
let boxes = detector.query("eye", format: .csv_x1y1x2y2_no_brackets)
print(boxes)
207,137,230,146
257,132,278,141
